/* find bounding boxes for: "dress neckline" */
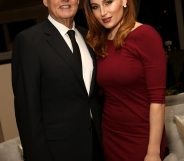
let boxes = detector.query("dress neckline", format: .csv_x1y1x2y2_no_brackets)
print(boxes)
107,24,146,41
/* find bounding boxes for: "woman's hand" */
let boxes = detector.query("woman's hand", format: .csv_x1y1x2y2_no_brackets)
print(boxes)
144,153,161,161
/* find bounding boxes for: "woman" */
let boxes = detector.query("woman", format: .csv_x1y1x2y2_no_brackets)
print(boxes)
84,0,167,161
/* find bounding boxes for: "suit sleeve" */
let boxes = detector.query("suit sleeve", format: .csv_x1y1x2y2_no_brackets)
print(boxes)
11,33,54,161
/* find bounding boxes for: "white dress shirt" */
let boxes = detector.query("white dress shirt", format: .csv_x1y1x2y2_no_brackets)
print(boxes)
48,15,93,95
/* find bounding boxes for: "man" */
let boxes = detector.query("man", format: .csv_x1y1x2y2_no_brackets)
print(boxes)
11,0,103,161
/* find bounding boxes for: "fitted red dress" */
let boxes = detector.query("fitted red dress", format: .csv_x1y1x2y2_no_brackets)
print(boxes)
97,25,166,161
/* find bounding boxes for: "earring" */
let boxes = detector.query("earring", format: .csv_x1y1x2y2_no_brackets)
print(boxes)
123,4,127,8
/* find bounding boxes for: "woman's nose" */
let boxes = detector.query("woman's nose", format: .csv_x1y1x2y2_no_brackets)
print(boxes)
100,7,107,16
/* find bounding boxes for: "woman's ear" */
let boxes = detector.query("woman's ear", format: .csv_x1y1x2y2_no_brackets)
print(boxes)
122,0,127,8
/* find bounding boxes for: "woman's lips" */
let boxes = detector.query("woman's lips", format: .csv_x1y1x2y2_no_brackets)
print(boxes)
102,17,111,23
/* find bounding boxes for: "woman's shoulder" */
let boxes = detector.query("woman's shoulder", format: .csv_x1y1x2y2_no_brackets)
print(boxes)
129,22,162,41
131,22,143,31
131,22,157,34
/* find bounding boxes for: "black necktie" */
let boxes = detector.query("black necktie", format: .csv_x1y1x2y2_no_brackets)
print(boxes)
67,30,82,70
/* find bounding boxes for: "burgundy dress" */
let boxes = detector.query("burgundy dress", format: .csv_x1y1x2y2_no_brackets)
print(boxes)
97,25,166,161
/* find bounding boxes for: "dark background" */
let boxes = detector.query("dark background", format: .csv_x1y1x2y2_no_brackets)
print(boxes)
0,0,183,52
0,0,184,91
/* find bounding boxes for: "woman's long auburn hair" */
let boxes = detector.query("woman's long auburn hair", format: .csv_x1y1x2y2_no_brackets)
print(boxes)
83,0,137,57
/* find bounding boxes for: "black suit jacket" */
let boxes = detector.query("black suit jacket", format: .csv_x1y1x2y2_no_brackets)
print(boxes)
12,20,102,161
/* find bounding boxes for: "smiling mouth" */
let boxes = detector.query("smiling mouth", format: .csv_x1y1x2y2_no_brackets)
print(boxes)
59,5,71,9
102,17,111,23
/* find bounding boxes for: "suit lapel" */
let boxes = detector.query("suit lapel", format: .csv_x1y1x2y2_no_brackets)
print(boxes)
43,21,96,97
43,20,86,91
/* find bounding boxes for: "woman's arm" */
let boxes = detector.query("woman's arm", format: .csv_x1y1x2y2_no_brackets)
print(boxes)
145,103,165,161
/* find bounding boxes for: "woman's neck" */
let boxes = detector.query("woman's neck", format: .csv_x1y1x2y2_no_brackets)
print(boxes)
108,23,121,40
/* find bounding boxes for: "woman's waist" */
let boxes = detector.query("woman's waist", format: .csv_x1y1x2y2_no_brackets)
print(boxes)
103,103,149,121
102,111,149,136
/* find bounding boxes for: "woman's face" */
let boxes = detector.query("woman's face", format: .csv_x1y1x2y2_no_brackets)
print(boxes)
90,0,126,30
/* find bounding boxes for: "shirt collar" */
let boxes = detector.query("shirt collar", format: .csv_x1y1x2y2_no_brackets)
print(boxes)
48,15,76,37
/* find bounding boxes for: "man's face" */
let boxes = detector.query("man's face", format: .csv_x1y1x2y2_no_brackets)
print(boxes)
43,0,79,25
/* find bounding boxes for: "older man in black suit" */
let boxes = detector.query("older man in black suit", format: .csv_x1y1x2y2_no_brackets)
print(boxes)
11,0,103,161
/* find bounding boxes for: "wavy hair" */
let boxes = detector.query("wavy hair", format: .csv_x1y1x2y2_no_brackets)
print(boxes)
83,0,137,57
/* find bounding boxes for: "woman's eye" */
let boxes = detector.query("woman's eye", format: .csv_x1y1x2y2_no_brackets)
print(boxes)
91,5,98,10
105,0,113,5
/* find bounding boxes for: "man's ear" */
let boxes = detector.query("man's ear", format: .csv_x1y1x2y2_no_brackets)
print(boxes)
43,0,48,7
